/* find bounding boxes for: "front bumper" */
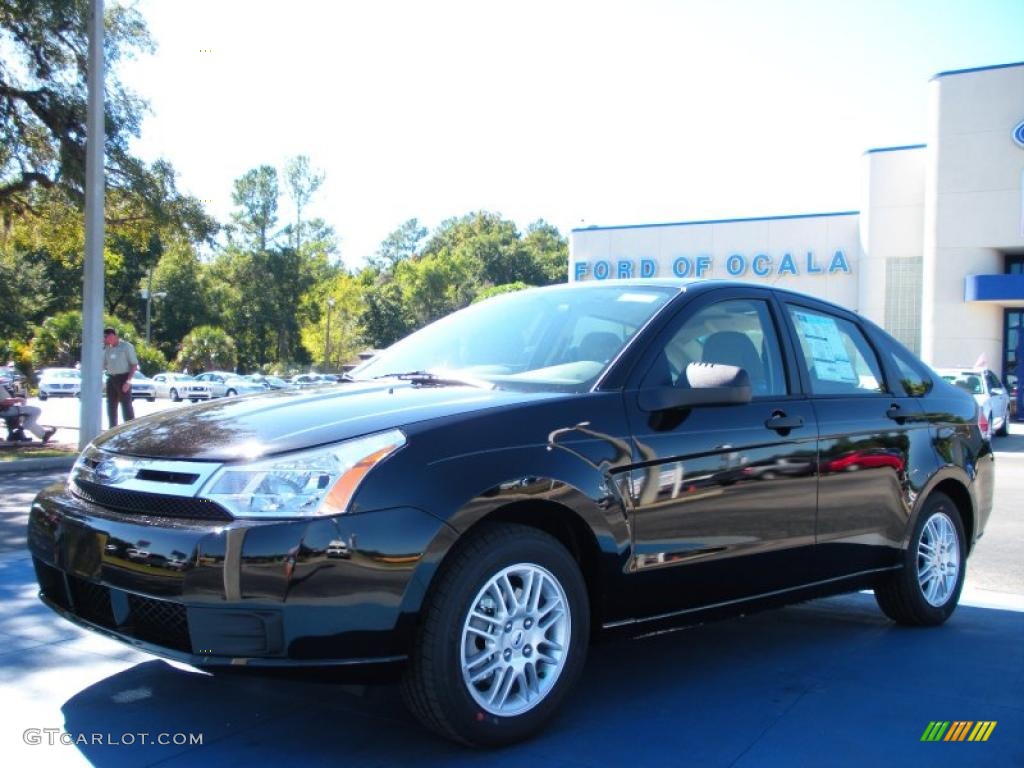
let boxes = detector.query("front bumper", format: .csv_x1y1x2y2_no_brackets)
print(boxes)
28,483,449,668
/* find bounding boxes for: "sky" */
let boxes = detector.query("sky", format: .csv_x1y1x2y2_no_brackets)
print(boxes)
118,0,1024,268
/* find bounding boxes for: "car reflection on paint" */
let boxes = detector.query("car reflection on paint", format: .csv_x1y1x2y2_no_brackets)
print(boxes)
822,449,906,473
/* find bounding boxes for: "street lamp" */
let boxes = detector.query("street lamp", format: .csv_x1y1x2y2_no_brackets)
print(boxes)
324,297,335,371
140,269,167,344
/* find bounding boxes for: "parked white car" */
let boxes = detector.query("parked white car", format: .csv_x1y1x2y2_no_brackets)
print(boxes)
129,373,156,401
193,371,265,397
152,372,215,402
936,367,1010,438
37,368,81,400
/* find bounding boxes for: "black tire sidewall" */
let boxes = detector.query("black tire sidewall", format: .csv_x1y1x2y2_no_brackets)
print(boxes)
425,530,589,746
904,494,966,623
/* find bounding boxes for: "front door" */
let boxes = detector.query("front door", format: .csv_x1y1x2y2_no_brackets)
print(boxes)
622,291,818,619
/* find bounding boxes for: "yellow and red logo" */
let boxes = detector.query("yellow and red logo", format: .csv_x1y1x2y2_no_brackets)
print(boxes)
921,721,996,742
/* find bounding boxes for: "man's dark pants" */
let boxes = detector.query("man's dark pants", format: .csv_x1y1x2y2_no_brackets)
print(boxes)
106,373,135,427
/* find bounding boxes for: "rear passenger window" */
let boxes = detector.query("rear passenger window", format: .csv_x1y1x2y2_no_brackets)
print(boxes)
787,306,885,395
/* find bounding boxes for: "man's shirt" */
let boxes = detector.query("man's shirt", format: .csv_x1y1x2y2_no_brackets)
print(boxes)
104,340,139,375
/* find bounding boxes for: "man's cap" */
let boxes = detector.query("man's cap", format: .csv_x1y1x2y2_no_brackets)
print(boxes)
103,327,116,336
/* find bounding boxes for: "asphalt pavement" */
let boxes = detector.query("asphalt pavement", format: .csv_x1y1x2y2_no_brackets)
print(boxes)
0,431,1021,766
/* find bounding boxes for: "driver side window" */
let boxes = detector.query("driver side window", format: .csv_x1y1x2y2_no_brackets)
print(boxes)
642,298,788,397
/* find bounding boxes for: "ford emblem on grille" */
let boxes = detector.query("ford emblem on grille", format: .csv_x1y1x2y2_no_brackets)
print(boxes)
95,459,127,484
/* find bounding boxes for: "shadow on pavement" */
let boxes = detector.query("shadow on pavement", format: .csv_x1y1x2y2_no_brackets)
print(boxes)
54,594,1023,768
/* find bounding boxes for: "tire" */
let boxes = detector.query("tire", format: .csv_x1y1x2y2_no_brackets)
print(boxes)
996,406,1009,437
147,396,155,402
39,391,48,401
875,492,966,626
401,522,589,747
170,388,180,402
226,389,237,397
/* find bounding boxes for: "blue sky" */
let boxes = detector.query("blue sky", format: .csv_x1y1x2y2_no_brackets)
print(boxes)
119,0,1024,266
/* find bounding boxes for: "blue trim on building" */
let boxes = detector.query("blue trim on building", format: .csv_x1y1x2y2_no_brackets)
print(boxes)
572,211,859,234
865,144,926,154
932,61,1024,80
964,274,1024,302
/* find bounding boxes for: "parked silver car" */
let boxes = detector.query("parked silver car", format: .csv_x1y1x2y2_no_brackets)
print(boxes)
193,371,265,397
936,367,1010,438
37,368,81,400
152,372,214,402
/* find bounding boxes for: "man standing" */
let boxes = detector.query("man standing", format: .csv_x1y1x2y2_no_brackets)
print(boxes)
103,327,138,427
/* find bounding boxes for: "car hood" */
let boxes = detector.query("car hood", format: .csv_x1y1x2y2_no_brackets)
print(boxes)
94,381,567,461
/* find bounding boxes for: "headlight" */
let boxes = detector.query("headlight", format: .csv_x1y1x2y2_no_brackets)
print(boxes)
199,429,406,519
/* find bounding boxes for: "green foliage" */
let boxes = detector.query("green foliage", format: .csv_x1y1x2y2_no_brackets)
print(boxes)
30,310,135,368
369,218,427,271
0,0,153,214
473,282,531,302
229,165,278,252
133,340,167,377
175,325,237,374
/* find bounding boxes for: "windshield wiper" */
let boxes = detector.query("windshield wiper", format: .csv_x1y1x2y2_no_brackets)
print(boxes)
366,370,492,388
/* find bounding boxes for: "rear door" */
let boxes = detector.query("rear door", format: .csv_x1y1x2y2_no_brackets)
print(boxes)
622,287,819,619
780,300,920,579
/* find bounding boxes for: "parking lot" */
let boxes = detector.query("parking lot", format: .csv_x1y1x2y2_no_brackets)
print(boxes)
0,430,1021,766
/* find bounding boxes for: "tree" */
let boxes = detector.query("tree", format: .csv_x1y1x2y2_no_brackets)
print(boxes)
229,165,278,252
0,0,161,216
360,273,411,349
29,310,158,371
175,325,237,373
522,219,568,284
370,218,426,271
284,154,324,253
422,211,543,287
148,242,213,359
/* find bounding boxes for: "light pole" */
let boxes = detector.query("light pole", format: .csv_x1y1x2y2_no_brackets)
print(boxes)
141,269,167,344
324,297,335,371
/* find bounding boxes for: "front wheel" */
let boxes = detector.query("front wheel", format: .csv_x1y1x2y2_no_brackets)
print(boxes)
38,392,48,401
875,492,966,626
226,389,237,397
170,388,181,402
401,523,589,747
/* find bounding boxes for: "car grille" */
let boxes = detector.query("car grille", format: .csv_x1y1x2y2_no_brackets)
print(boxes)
71,478,233,522
34,558,192,653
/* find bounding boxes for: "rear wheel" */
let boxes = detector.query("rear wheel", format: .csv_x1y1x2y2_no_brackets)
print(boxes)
38,391,47,401
401,522,589,747
875,492,965,626
226,388,237,397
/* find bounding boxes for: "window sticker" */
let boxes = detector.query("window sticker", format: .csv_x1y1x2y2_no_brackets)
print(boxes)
793,311,858,383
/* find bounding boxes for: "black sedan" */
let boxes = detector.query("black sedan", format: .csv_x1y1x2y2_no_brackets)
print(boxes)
27,280,993,746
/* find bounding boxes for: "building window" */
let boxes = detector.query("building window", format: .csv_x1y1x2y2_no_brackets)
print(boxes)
885,257,922,354
1006,255,1024,275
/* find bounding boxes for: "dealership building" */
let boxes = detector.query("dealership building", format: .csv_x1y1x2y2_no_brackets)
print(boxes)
570,61,1024,389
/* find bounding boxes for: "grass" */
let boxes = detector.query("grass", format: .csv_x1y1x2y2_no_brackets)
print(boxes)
0,443,77,462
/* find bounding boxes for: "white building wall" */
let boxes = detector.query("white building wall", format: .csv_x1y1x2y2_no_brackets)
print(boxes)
859,147,925,334
921,64,1024,369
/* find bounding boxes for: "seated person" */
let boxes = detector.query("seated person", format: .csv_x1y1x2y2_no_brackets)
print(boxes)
1,380,56,443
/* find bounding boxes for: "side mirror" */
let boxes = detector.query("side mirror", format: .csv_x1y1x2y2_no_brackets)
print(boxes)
991,387,1005,396
637,363,752,412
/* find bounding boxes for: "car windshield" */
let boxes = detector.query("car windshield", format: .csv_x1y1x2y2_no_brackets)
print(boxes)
940,371,984,395
352,284,676,392
51,370,80,379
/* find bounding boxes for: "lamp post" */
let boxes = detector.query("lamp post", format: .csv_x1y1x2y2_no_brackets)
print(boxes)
324,297,335,371
141,269,167,344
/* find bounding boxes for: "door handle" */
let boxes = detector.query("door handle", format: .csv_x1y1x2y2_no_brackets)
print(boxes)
764,412,804,432
886,404,906,423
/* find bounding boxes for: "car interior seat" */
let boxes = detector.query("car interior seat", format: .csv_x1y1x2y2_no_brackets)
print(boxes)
701,331,766,393
577,331,622,364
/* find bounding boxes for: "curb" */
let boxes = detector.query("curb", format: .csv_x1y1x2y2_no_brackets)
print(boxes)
0,455,77,474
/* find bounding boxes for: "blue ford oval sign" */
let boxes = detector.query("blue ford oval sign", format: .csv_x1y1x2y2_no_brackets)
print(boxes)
1014,119,1024,149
